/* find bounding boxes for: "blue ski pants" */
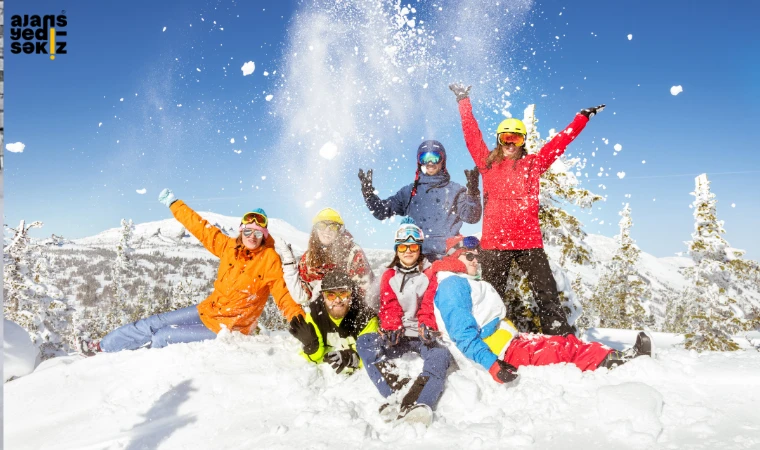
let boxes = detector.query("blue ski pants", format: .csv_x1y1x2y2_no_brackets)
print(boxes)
100,305,217,352
356,333,451,408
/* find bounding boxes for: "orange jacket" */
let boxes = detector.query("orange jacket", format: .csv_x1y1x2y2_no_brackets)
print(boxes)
170,200,304,334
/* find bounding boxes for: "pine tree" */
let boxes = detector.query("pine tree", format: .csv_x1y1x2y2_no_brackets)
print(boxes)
111,219,135,307
678,174,760,351
587,204,648,329
3,220,72,359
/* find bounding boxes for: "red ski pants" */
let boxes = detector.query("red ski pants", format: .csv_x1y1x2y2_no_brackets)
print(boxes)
504,334,613,371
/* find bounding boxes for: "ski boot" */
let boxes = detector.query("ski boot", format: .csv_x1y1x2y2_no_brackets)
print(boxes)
395,375,433,425
78,337,102,357
599,331,654,369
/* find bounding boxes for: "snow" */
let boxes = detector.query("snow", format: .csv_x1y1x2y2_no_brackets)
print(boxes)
265,94,274,101
162,26,166,32
627,34,633,40
135,188,147,195
319,141,339,160
4,319,39,382
241,61,255,76
617,172,626,179
6,330,760,449
6,142,25,153
98,122,102,127
670,85,683,96
614,143,623,151
229,138,235,144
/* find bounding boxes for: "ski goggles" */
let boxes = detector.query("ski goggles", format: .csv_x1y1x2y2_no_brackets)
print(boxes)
418,151,443,165
446,236,480,256
314,221,342,232
498,132,525,147
463,252,479,262
241,211,268,228
323,290,352,303
242,228,264,239
397,243,421,253
394,225,424,244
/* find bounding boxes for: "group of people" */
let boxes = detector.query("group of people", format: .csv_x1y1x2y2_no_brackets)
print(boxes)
83,86,653,425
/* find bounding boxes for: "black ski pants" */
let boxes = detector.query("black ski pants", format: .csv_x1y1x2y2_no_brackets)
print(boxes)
480,248,574,336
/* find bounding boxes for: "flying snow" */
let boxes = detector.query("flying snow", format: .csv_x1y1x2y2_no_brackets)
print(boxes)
670,85,683,96
135,189,147,195
241,61,255,76
265,95,274,102
614,143,623,151
230,138,235,144
319,142,339,160
98,122,102,127
627,34,633,40
6,142,25,153
162,26,166,32
732,203,736,208
233,150,242,154
617,172,626,179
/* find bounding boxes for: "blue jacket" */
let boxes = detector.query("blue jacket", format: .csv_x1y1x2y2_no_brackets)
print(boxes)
364,172,482,259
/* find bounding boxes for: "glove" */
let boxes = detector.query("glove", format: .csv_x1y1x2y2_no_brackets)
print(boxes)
325,349,360,374
378,328,404,348
489,359,519,384
464,166,480,196
276,240,297,266
579,104,606,119
449,83,472,102
158,188,177,207
418,324,441,346
288,315,319,355
358,168,375,199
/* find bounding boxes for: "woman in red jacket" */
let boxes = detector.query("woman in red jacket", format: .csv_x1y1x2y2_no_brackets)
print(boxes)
449,83,604,336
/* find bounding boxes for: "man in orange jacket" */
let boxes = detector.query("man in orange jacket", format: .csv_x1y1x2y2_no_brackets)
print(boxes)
82,188,304,354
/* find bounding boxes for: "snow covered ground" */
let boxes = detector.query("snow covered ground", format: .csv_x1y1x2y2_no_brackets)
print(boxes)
5,329,760,449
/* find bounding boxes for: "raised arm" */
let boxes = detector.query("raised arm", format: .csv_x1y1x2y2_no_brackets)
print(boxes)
450,84,490,170
169,199,233,258
534,105,604,174
359,170,411,220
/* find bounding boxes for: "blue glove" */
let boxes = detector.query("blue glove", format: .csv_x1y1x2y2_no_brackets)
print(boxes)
158,188,177,207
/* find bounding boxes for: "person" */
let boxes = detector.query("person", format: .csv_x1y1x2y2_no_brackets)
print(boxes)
426,235,653,385
357,140,482,261
356,218,452,425
288,270,378,375
80,188,305,355
449,83,606,335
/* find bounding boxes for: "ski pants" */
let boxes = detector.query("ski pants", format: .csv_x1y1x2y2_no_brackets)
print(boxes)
505,334,613,371
479,248,575,335
356,333,451,408
100,305,217,352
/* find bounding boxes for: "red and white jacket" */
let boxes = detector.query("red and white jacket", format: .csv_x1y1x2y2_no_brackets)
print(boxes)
378,259,436,336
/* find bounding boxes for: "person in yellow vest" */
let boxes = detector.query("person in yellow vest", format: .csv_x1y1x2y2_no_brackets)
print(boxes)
288,270,378,374
80,188,304,354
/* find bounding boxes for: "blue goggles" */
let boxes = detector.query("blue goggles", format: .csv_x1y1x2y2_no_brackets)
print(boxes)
418,151,442,165
447,236,480,256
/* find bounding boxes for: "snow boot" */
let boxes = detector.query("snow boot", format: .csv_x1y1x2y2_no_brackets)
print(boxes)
398,404,433,426
631,331,654,358
599,331,654,369
78,337,102,357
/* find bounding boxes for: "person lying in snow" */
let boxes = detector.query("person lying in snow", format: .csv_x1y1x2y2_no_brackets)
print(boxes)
278,207,376,310
288,270,378,375
357,140,482,261
79,189,305,355
356,218,452,425
426,235,653,384
449,83,605,336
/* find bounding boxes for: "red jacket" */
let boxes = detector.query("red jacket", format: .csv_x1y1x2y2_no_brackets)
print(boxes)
458,98,589,250
379,261,437,333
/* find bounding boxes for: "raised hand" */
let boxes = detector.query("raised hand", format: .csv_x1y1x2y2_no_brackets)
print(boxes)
580,104,606,119
448,83,472,102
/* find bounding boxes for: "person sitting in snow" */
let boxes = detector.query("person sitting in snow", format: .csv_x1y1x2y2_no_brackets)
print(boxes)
449,83,605,336
79,189,305,355
426,235,653,385
288,270,378,375
357,140,482,261
278,208,376,310
355,219,452,425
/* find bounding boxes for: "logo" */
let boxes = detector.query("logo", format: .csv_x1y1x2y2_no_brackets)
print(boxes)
9,12,68,60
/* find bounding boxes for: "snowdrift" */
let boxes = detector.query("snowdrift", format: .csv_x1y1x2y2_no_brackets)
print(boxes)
5,330,760,449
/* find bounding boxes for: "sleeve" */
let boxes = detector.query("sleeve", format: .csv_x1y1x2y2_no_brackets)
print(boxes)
297,253,317,299
348,245,374,301
534,114,589,174
281,257,311,306
434,276,498,369
416,270,438,331
170,200,233,258
264,250,306,322
378,269,404,331
364,185,411,220
301,313,326,364
454,185,482,224
458,97,491,171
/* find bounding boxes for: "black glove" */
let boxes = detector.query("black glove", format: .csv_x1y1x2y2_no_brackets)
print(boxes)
418,324,441,346
464,166,480,196
288,315,319,355
358,168,375,199
489,359,519,384
579,104,606,119
325,349,360,374
379,328,404,347
449,83,472,102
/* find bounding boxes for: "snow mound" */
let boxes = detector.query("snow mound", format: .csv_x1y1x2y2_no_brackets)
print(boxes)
4,319,39,382
597,382,664,444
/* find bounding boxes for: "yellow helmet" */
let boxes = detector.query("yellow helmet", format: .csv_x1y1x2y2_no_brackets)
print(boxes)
312,207,344,225
496,118,527,136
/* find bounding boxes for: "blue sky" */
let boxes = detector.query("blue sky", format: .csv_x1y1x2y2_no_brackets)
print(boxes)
5,0,760,260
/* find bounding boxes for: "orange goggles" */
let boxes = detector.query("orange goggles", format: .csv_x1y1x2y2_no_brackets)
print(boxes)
323,290,352,302
241,212,268,227
397,243,421,253
498,132,525,147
